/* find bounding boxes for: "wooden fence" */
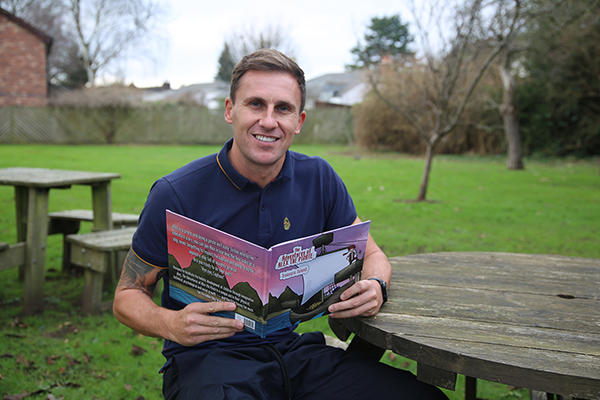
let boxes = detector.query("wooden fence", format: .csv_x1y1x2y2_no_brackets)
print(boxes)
0,105,355,145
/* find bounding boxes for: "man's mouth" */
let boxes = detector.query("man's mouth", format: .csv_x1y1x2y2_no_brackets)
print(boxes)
254,134,277,143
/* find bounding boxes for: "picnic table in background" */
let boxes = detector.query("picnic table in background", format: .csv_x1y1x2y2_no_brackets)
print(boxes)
0,167,120,314
330,252,600,400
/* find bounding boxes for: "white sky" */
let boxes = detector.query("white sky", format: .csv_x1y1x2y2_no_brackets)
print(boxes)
121,0,414,89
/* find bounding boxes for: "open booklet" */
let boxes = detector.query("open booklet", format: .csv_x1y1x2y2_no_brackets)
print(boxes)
166,210,370,337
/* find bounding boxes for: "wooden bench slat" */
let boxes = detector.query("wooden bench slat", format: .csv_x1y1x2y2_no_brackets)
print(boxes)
0,242,26,271
66,227,136,251
49,209,138,224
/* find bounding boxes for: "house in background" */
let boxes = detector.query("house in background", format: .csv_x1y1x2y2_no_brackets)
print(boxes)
0,7,52,106
140,81,229,110
138,71,368,111
305,69,367,109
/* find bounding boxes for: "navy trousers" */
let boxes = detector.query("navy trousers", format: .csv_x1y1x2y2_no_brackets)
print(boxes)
162,332,447,400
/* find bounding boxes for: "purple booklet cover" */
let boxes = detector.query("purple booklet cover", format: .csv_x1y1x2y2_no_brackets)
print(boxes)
166,210,370,337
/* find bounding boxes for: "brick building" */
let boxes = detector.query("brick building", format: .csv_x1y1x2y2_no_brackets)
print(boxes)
0,7,52,106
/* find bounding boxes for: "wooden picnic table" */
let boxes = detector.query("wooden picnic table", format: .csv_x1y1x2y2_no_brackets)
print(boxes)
329,252,600,399
0,167,120,314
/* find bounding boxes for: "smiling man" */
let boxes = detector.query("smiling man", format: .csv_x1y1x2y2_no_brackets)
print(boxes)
113,49,447,400
225,69,306,187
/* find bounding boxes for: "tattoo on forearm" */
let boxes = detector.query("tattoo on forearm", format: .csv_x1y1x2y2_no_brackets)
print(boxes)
117,249,163,296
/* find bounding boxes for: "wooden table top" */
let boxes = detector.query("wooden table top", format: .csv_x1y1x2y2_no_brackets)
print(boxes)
0,167,120,188
334,252,600,399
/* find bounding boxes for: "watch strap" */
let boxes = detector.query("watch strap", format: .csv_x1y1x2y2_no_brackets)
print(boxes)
368,277,388,305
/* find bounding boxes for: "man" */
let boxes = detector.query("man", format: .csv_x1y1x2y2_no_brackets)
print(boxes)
113,49,447,400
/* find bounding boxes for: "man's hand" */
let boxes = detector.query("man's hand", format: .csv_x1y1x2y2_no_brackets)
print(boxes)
327,278,383,318
113,249,244,346
163,301,244,346
327,216,391,319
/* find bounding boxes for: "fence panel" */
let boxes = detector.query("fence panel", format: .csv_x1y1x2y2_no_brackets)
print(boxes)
0,106,354,145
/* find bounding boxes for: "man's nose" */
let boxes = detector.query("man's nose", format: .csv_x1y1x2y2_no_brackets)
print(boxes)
259,106,277,130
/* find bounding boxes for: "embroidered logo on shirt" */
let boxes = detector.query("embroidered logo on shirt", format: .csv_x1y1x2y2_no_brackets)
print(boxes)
283,217,291,231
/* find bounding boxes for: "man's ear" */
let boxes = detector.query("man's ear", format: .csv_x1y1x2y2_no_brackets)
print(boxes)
224,98,233,125
294,111,307,135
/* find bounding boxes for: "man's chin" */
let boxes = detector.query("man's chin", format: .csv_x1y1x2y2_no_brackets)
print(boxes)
249,151,286,168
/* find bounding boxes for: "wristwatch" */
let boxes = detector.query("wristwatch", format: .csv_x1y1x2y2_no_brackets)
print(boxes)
368,277,388,305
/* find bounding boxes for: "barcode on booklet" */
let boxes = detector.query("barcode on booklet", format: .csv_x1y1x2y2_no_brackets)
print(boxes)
235,313,256,330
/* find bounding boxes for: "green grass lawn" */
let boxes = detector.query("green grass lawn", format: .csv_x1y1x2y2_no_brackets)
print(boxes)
0,144,598,399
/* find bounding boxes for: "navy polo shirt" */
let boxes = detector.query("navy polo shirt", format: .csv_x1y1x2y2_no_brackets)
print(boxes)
131,138,357,357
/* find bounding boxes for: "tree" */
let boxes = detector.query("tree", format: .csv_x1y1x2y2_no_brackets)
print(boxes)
215,43,236,83
517,0,600,156
486,1,525,169
347,15,413,69
51,86,142,143
2,0,162,87
481,0,600,167
67,0,162,86
363,0,520,201
216,24,297,83
0,0,87,87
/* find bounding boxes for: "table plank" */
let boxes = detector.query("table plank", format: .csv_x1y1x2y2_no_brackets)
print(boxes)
391,252,600,300
408,337,599,398
370,313,600,356
0,168,120,188
339,315,600,399
387,283,599,333
336,252,600,399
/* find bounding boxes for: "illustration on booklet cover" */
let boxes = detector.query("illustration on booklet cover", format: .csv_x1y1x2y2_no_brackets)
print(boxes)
166,210,370,337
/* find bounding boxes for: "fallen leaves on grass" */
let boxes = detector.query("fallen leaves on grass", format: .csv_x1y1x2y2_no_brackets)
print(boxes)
4,333,26,339
9,318,28,329
3,382,80,400
45,355,59,365
3,393,29,400
15,354,34,369
64,354,81,367
44,322,79,339
131,344,147,356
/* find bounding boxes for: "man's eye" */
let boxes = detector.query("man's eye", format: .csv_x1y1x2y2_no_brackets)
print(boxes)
277,104,291,112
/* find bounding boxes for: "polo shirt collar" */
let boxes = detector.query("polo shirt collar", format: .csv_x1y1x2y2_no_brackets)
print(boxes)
216,138,293,190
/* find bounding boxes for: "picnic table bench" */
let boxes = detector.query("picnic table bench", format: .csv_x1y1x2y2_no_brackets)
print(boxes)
0,241,25,271
330,252,600,400
48,209,138,272
67,227,136,314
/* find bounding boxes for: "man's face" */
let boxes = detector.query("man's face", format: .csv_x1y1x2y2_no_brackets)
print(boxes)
224,70,306,182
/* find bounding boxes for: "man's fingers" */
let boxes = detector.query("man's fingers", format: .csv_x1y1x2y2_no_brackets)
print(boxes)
186,301,237,313
329,298,379,319
167,301,245,346
186,313,244,331
328,279,381,318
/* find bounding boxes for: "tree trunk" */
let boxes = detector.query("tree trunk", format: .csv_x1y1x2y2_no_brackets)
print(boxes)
499,55,524,170
417,140,436,201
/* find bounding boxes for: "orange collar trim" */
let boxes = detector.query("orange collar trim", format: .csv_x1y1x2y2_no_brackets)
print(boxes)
216,153,242,191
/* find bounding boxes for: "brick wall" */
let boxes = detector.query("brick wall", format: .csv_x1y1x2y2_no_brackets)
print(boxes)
0,13,49,106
